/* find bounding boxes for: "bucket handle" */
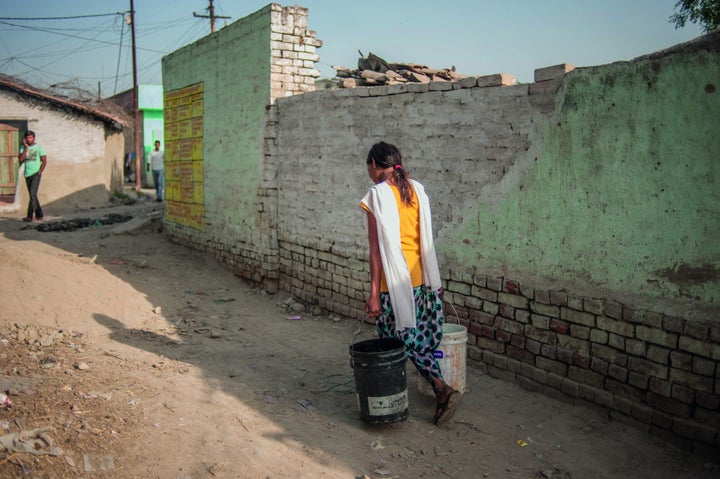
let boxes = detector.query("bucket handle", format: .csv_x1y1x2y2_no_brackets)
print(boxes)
444,298,460,324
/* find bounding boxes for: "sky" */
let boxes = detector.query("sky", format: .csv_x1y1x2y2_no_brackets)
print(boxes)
0,0,705,98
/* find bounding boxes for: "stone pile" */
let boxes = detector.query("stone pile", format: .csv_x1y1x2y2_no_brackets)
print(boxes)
333,51,466,88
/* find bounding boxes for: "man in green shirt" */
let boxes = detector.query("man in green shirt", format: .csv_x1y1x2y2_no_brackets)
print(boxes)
18,130,47,222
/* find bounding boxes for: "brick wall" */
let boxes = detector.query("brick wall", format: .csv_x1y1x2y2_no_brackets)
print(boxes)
162,4,720,453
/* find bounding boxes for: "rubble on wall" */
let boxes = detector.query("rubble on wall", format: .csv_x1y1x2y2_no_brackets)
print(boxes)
332,51,466,88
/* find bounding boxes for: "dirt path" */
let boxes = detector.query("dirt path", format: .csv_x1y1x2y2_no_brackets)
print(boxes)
0,200,717,479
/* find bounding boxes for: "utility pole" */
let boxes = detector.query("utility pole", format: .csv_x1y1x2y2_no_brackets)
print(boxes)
129,0,141,191
193,0,230,33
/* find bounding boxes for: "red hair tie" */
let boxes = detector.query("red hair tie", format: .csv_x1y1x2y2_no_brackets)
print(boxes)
394,165,402,170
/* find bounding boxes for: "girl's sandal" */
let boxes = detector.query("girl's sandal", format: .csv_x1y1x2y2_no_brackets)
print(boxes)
433,389,460,426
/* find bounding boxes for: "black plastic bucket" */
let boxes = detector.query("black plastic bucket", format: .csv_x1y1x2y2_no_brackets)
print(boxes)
349,338,408,425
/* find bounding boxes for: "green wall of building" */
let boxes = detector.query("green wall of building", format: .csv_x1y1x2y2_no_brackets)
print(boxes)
447,46,720,307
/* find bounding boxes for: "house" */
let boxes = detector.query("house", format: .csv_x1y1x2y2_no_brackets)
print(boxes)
0,75,125,216
107,84,164,187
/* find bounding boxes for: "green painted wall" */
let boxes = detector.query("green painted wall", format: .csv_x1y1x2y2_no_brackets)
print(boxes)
447,47,720,306
162,5,271,246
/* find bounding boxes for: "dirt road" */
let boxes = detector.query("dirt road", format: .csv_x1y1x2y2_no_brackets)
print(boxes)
0,199,717,478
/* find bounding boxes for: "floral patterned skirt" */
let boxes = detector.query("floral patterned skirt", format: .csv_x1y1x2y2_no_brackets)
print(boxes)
376,285,445,387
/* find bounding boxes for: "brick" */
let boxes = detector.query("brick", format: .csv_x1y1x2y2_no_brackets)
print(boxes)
525,324,558,345
549,290,567,305
649,377,672,397
471,285,498,302
613,396,634,415
515,309,531,324
498,303,515,319
577,383,597,401
488,276,504,291
628,371,649,389
504,279,520,294
531,302,559,317
568,295,583,311
534,289,550,304
596,316,634,337
663,315,685,333
647,345,670,365
636,325,678,348
531,367,548,384
622,307,645,325
608,333,625,351
468,321,483,337
669,368,714,392
496,330,511,342
540,344,557,359
507,357,523,373
606,379,643,401
561,378,579,397
528,78,563,95
496,317,524,335
561,307,595,327
556,347,573,364
608,363,628,382
464,295,484,310
499,292,529,309
549,319,569,334
470,274,486,287
584,298,604,315
526,339,542,355
679,335,719,360
507,344,535,364
483,302,499,315
568,365,604,388
711,325,720,342
693,356,716,376
593,344,626,366
487,364,514,382
594,390,614,408
625,339,647,356
510,334,526,349
477,336,505,353
604,301,623,319
671,383,695,404
570,324,590,340
642,311,664,328
573,353,590,369
684,320,710,340
647,391,691,418
534,63,575,81
670,351,693,371
547,372,563,390
482,350,498,366
531,314,550,330
469,310,496,325
589,357,609,376
627,356,668,379
536,356,567,376
695,391,720,410
589,329,608,344
477,73,516,87
457,76,478,88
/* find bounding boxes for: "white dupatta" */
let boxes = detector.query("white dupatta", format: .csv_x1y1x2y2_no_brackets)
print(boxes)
361,180,442,330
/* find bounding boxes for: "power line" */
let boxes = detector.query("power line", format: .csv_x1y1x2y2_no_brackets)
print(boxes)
0,13,124,21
